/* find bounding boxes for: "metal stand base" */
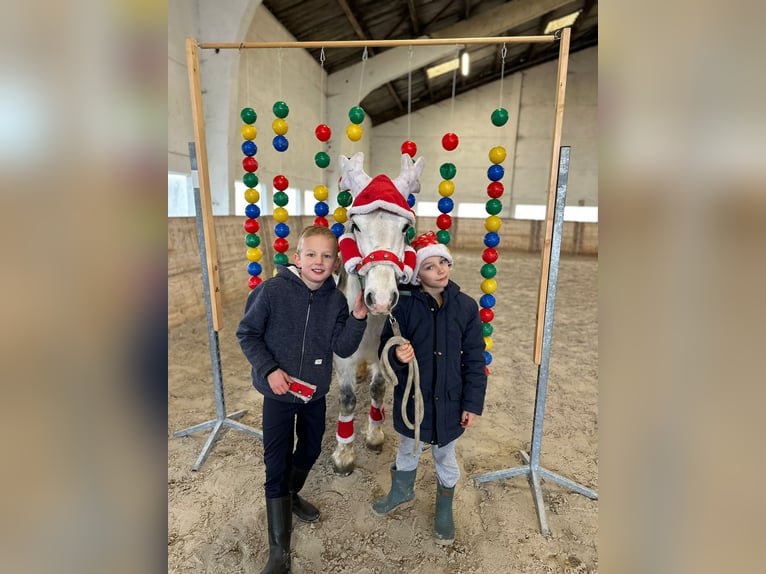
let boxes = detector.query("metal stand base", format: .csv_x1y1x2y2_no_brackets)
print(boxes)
174,410,262,471
471,147,597,537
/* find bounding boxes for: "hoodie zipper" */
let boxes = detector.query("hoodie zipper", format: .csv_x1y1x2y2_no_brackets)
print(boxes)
298,290,314,378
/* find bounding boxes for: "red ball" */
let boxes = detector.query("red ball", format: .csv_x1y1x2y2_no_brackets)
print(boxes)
401,140,417,157
242,156,258,172
480,308,494,323
482,247,499,264
315,124,331,142
314,216,329,227
485,366,491,376
441,132,459,151
436,213,452,230
273,175,288,191
487,181,504,198
244,218,259,233
273,237,289,253
248,275,263,290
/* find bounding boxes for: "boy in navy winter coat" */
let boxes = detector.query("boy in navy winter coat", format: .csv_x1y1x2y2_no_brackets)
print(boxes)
237,225,368,574
373,231,487,546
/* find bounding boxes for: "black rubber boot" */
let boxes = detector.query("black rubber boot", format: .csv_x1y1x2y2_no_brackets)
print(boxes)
371,464,417,516
290,467,320,523
433,482,455,545
260,495,292,574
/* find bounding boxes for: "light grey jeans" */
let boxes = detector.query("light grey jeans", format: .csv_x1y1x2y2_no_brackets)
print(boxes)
395,434,460,488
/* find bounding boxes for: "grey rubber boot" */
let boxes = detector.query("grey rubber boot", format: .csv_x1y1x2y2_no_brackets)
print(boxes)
260,495,292,574
371,464,417,516
433,482,455,545
290,467,320,523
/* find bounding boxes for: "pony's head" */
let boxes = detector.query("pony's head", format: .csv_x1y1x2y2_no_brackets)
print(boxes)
338,152,425,315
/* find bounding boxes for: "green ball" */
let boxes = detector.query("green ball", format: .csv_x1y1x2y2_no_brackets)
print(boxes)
314,151,330,168
337,190,353,208
273,191,289,207
491,107,509,127
243,172,259,188
240,107,257,124
486,198,503,216
482,322,494,337
348,106,365,124
481,263,497,279
245,233,260,248
272,101,289,119
406,226,416,242
440,162,457,180
274,252,288,266
436,230,451,245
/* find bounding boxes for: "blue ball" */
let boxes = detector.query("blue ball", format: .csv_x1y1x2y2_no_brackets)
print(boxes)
487,164,504,181
437,197,454,214
480,294,496,309
484,351,493,365
407,193,416,208
484,232,500,248
330,223,345,238
247,262,262,276
272,135,288,152
245,203,261,218
241,140,257,156
274,222,290,238
314,201,329,217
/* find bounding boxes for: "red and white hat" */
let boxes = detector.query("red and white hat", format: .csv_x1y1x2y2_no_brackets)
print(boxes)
346,174,416,227
410,231,453,285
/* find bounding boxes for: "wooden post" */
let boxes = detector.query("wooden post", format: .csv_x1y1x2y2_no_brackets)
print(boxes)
186,37,224,331
533,27,570,364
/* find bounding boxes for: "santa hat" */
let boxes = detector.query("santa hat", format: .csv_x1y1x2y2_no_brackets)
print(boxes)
346,174,416,227
410,231,453,285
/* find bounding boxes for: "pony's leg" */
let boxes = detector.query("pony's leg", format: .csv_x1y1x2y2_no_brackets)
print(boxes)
331,356,357,476
365,361,387,452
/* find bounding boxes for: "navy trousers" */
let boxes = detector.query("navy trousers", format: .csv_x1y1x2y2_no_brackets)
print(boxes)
261,396,327,498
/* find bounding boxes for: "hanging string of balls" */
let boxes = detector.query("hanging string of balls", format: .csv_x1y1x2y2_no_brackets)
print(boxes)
241,106,264,290
437,132,459,245
271,100,291,267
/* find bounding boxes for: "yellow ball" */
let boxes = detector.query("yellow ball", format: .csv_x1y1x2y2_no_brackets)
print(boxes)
272,118,288,135
484,336,494,351
241,124,257,140
313,185,329,201
273,207,289,222
346,123,363,142
244,188,260,204
438,180,455,197
485,215,502,232
489,146,507,164
333,207,348,223
246,247,262,262
481,278,497,294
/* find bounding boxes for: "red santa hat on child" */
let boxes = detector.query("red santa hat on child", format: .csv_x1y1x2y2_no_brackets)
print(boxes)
345,174,416,226
410,231,453,285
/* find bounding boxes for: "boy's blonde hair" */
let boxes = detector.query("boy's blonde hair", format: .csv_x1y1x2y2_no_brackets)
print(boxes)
296,225,339,256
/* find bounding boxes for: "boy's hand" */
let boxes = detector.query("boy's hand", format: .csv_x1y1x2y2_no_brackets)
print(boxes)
395,341,414,363
351,291,367,320
460,411,477,428
267,368,291,395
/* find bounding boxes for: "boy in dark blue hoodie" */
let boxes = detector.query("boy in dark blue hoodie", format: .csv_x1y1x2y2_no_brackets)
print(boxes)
237,225,367,574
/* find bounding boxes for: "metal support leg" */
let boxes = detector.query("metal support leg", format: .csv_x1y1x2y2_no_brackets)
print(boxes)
471,147,597,537
173,142,263,471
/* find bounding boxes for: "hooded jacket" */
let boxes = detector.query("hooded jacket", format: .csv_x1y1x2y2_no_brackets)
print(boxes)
379,280,487,446
237,265,367,403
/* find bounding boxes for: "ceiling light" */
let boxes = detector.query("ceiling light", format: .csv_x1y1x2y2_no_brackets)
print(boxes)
460,51,470,76
426,58,459,80
543,10,582,34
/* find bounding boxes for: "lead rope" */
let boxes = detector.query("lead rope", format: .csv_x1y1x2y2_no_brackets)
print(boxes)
380,314,424,454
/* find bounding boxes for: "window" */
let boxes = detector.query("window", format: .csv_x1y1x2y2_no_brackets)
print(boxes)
168,172,194,217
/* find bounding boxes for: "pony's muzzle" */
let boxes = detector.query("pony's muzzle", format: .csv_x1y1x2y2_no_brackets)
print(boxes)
365,289,399,315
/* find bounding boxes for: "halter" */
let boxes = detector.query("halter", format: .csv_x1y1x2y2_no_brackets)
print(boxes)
338,223,416,283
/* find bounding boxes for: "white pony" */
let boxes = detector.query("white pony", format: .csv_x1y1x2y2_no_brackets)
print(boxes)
331,152,425,475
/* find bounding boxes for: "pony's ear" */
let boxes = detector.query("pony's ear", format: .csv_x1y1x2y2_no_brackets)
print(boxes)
393,153,425,197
